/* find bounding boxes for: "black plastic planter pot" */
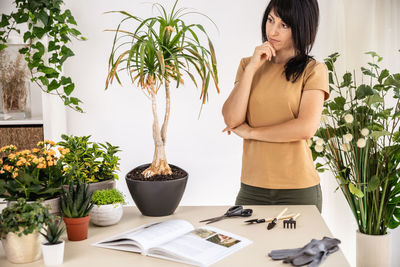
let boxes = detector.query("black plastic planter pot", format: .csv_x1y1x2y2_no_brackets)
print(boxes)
125,164,188,216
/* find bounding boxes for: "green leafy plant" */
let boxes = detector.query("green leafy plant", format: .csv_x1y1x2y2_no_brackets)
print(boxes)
40,217,65,244
57,134,121,184
91,188,125,206
60,180,94,218
0,140,66,201
0,0,86,111
105,0,219,178
0,198,51,238
309,50,400,235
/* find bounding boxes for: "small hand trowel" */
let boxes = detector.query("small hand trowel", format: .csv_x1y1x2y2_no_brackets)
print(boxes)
267,208,288,230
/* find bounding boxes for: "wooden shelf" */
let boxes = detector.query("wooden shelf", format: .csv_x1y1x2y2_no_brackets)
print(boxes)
0,116,43,126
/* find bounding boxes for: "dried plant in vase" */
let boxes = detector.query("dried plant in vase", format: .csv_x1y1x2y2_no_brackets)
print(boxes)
0,49,30,116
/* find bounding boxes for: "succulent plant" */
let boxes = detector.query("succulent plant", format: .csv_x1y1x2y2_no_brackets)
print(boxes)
60,180,94,218
41,218,65,245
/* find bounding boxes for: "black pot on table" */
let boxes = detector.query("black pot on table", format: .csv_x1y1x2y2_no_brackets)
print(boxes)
125,164,188,216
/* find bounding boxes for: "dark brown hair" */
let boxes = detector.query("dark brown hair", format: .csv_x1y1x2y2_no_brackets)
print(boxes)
261,0,319,82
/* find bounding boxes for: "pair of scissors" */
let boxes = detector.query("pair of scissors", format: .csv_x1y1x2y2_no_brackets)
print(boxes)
199,205,253,224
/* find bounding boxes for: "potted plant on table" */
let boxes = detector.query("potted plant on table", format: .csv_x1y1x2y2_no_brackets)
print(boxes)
57,134,121,194
60,180,94,241
310,51,400,267
105,0,219,216
40,218,65,266
0,140,66,214
0,198,51,264
90,188,126,226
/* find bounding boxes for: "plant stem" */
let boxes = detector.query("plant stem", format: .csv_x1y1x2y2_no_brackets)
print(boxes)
376,177,389,234
161,79,170,144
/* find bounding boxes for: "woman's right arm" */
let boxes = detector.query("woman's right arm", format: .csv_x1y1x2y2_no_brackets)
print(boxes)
222,42,276,128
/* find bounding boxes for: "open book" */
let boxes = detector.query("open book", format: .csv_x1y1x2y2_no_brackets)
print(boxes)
92,219,252,267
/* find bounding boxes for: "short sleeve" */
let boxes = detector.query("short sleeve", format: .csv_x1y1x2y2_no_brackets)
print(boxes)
302,62,330,101
234,57,251,85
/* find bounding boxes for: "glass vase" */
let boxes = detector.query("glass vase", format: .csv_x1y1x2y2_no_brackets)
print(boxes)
0,44,31,120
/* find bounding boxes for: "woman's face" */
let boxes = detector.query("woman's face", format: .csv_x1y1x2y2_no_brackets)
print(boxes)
265,9,294,52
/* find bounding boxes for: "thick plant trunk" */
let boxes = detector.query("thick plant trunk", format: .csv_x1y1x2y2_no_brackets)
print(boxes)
142,81,172,178
161,80,170,143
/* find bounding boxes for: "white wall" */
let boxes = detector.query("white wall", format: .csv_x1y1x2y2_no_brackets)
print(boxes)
1,0,399,266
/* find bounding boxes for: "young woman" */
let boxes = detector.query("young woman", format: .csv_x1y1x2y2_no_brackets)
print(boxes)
222,0,329,213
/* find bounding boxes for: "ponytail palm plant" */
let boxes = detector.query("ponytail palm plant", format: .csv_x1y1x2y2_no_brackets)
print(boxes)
105,0,219,178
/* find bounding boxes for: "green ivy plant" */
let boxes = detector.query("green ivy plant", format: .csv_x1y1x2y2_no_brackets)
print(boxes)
0,198,51,238
58,134,121,184
91,188,125,206
0,0,86,111
309,51,400,235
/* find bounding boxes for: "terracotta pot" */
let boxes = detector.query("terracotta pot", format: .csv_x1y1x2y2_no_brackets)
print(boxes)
63,215,90,241
1,230,42,264
356,230,392,267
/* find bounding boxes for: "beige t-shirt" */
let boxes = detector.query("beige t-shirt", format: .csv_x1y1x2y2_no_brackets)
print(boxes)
235,57,329,189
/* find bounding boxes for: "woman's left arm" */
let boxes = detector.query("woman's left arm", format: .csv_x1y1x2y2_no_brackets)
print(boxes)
228,89,325,142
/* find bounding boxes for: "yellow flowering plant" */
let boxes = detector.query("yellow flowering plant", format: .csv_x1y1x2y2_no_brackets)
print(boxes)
309,51,400,235
0,140,67,201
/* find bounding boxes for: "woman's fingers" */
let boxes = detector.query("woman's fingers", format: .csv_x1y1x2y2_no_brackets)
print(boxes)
256,46,272,61
249,41,277,70
257,43,276,61
261,41,276,57
222,126,232,135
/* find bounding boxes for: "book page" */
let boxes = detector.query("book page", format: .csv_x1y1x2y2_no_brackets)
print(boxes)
93,220,194,254
149,226,252,266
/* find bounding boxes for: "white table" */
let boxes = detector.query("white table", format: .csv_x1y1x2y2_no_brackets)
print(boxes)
0,205,350,267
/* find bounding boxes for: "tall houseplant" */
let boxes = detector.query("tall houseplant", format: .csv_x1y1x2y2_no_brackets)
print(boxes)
309,51,400,267
0,0,86,111
105,1,219,216
105,0,219,177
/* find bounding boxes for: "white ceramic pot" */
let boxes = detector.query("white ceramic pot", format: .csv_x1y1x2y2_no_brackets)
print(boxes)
7,196,61,215
41,239,65,266
1,230,42,264
90,203,123,226
356,230,391,267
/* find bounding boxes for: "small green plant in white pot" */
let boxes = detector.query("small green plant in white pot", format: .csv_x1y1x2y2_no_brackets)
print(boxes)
40,218,65,266
90,189,125,226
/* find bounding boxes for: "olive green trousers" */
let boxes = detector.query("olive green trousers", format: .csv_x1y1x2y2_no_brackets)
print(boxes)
235,183,322,213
